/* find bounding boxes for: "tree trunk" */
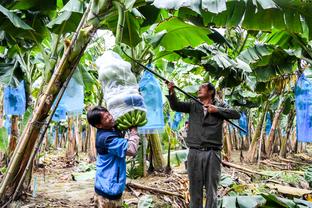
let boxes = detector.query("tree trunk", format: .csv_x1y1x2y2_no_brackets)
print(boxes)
66,117,77,159
246,102,269,163
8,116,19,158
83,125,90,153
44,130,49,151
0,1,113,202
0,85,3,128
257,114,267,164
224,124,232,160
88,125,97,162
54,125,59,149
280,109,295,158
147,134,165,171
74,116,83,152
266,98,285,157
247,111,252,148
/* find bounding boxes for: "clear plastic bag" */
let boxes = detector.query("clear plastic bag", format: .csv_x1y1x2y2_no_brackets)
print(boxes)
96,50,146,121
295,74,312,142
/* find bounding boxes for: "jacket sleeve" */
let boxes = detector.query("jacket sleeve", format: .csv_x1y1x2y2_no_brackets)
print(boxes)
105,137,128,158
126,133,140,156
166,91,191,113
216,102,241,119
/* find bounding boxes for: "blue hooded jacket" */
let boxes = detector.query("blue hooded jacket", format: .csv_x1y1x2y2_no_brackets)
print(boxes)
94,129,128,199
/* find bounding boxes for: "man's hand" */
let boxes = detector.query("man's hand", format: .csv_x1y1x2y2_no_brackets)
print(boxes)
205,104,219,113
166,81,175,94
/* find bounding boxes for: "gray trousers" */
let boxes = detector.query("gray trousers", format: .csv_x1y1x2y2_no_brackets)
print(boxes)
187,149,221,208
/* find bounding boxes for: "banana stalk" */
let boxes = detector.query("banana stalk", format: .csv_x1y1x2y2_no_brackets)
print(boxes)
0,0,113,202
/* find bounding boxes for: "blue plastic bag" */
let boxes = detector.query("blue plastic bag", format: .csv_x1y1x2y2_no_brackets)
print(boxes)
53,76,84,120
239,112,248,136
138,70,165,134
52,104,67,122
61,77,84,115
295,74,312,142
265,112,272,136
3,80,26,116
4,115,11,135
171,112,182,131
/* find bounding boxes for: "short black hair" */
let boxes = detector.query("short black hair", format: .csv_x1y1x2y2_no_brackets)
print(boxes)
87,106,108,127
203,82,216,99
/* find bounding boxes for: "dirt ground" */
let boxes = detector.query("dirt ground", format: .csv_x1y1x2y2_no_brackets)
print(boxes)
7,148,312,208
10,149,190,208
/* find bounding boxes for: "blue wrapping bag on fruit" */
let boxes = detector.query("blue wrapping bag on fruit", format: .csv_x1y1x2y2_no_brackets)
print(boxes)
295,73,312,142
138,70,165,134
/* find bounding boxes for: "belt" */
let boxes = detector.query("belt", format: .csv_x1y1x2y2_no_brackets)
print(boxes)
190,146,221,151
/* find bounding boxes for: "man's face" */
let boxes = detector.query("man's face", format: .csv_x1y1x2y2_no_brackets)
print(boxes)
198,84,209,99
98,111,114,129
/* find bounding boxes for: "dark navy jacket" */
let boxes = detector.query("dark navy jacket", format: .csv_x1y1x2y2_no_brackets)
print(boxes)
94,129,128,199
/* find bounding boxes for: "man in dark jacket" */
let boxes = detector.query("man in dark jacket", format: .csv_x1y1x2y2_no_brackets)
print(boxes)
166,82,240,208
87,106,139,208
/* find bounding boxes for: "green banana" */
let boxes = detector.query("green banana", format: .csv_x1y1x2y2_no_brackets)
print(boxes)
130,111,135,118
138,119,147,126
124,112,131,122
118,123,127,130
135,114,142,125
139,111,146,123
123,118,132,127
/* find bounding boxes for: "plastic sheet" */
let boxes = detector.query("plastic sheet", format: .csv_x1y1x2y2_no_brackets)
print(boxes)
239,112,248,136
171,112,182,131
295,74,312,142
138,70,165,134
3,80,26,116
96,50,146,120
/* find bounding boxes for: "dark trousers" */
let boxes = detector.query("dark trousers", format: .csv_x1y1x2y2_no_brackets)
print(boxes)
187,149,221,208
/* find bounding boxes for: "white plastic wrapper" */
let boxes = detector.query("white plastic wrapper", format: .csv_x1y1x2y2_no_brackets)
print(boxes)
96,50,146,120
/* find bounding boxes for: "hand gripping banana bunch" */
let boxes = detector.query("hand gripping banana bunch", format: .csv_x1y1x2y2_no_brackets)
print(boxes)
96,50,148,130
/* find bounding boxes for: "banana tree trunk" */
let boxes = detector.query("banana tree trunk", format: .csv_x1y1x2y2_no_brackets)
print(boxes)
75,116,83,152
66,117,77,159
54,126,59,149
147,134,165,171
280,109,295,158
266,99,285,157
246,102,269,163
0,86,3,128
223,123,231,160
0,0,113,202
83,124,90,153
8,116,19,158
88,125,97,162
247,111,252,148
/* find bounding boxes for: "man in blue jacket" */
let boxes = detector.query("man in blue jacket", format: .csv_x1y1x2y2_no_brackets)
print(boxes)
87,106,139,208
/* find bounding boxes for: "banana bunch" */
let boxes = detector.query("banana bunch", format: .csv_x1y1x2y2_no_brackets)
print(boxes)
116,110,147,130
